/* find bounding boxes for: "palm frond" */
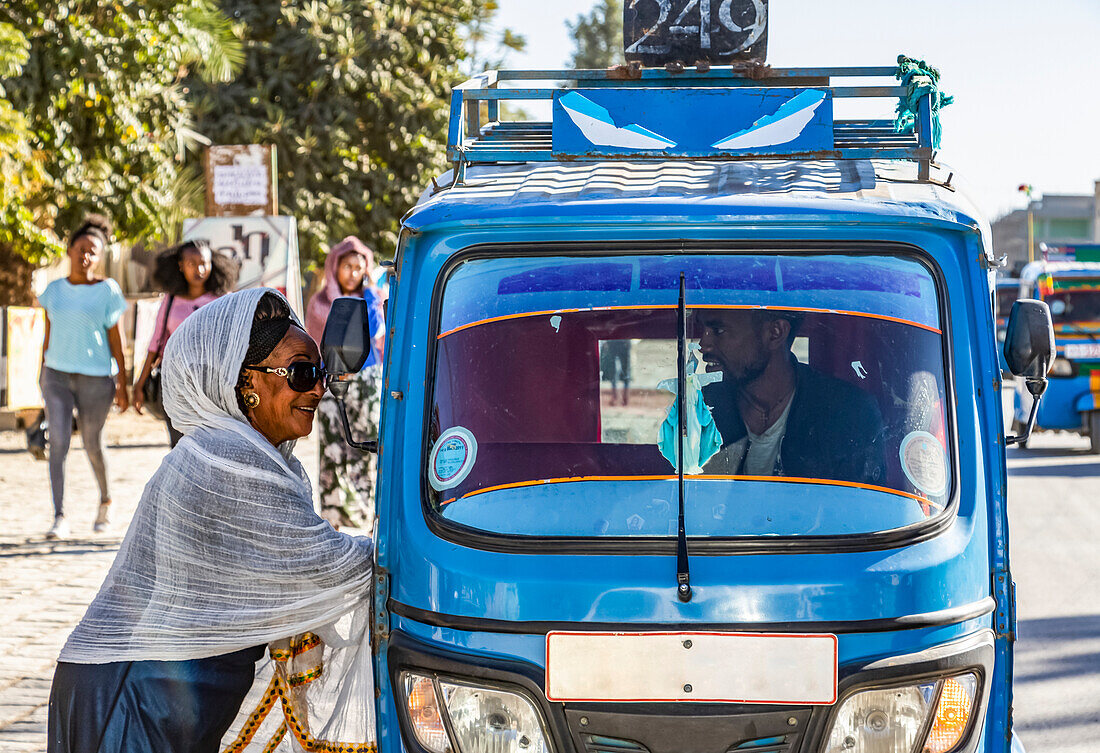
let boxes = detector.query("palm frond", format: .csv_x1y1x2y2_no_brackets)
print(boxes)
183,2,245,84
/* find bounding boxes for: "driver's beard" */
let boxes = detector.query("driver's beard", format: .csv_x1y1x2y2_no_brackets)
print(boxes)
728,353,769,389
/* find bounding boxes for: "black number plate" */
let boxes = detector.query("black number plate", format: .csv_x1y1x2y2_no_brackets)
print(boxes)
624,0,769,67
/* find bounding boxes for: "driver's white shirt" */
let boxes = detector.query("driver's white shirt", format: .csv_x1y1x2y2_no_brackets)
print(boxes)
704,395,794,476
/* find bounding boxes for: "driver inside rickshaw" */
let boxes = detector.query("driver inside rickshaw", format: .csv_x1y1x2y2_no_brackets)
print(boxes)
697,308,887,486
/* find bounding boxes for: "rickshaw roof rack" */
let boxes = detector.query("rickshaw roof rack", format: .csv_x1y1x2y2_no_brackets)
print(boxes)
448,64,938,181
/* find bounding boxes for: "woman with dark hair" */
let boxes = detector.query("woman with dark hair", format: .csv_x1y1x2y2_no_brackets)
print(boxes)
132,239,239,445
47,289,375,753
306,236,385,528
38,214,129,539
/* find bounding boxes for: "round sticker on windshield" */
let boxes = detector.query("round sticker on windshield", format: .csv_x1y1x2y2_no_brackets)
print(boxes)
429,427,478,491
899,431,947,497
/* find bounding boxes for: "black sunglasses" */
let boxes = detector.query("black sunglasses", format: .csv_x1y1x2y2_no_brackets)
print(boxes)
245,361,327,392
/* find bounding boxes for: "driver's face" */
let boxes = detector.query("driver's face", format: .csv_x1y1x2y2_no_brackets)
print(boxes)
696,309,769,384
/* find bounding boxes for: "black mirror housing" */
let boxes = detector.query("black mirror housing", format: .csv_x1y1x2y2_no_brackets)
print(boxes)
319,297,377,453
321,298,369,377
1003,299,1055,381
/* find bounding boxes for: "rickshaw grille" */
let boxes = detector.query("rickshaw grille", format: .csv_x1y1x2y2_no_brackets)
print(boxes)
579,731,797,753
581,733,650,753
566,708,809,753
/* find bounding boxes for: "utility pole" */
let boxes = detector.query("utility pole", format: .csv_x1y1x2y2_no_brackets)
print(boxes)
1018,184,1036,265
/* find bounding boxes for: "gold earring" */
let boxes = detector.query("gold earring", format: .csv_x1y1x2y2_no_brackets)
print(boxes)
243,392,260,409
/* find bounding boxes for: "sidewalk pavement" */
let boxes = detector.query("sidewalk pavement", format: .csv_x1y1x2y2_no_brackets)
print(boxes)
0,411,319,752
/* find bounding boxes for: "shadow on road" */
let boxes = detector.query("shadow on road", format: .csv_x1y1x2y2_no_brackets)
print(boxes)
0,537,123,557
1007,460,1100,478
1015,614,1100,685
0,441,166,455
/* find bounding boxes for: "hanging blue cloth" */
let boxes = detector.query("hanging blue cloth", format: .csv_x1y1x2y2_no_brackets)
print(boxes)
894,54,954,149
657,344,724,474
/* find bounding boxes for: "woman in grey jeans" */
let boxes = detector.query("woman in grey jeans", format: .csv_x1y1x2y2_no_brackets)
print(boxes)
38,215,129,539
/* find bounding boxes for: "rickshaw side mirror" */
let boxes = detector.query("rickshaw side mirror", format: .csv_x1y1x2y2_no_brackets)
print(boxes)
320,297,377,453
1004,299,1055,446
1004,299,1055,383
321,298,370,380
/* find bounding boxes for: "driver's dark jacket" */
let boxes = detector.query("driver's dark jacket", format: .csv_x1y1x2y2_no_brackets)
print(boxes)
701,361,887,486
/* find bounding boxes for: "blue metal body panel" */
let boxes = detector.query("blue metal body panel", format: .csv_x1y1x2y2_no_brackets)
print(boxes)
367,168,1016,750
1017,374,1091,430
1075,392,1098,413
551,88,834,158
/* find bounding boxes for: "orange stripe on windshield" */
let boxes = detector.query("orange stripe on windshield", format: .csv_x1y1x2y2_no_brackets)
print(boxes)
440,474,941,509
437,304,941,339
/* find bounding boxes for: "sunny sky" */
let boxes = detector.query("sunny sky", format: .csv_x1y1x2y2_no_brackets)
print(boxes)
493,0,1100,222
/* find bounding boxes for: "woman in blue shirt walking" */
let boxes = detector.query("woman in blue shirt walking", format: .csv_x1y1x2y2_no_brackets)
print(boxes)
37,215,130,539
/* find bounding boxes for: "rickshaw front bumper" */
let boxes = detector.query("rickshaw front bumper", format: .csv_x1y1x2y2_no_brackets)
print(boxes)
385,628,997,753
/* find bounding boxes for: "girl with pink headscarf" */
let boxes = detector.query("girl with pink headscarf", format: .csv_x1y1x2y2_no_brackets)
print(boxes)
306,236,385,528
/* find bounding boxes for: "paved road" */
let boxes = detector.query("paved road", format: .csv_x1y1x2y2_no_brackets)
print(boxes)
1007,432,1100,753
0,410,1096,751
0,412,318,752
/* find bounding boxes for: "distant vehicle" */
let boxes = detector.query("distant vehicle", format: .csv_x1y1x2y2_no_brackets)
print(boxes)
995,276,1020,374
322,61,1051,753
1013,261,1100,452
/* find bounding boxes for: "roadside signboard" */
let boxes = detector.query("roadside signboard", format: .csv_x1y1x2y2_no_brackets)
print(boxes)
5,307,45,410
131,297,162,383
181,216,303,318
1042,243,1100,263
203,145,278,217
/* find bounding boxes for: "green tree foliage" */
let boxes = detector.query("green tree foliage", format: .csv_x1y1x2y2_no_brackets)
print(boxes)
0,1,241,263
567,0,623,69
0,20,54,263
190,0,485,265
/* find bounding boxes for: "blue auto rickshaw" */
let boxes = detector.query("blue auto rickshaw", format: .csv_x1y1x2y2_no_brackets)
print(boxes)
322,61,1056,753
1012,261,1100,452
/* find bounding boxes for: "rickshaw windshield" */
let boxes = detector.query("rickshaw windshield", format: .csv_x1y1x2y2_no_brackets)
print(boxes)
1041,282,1100,323
427,253,953,539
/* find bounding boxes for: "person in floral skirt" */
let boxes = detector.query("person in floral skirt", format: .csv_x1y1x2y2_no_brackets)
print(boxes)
305,237,385,529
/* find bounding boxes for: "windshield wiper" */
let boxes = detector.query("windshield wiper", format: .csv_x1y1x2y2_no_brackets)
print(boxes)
676,272,692,603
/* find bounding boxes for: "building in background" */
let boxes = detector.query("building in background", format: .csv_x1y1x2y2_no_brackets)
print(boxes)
992,180,1100,274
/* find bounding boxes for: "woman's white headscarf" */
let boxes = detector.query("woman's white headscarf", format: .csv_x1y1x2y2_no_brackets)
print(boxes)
59,288,376,748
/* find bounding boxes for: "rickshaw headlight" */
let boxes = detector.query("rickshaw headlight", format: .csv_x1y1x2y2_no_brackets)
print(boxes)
1049,357,1074,377
400,671,552,753
824,672,978,753
402,672,452,753
925,674,979,753
439,680,551,753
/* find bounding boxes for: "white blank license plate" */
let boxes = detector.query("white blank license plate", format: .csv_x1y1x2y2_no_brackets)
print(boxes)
545,631,837,704
1064,343,1100,359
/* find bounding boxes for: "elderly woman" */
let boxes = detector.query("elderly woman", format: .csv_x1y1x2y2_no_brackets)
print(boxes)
47,289,374,753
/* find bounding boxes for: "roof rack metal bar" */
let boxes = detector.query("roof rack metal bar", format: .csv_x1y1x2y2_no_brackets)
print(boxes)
494,66,899,81
453,86,906,100
451,147,930,162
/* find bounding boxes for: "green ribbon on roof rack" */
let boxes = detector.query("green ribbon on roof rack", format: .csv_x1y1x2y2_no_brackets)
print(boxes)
894,54,954,149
